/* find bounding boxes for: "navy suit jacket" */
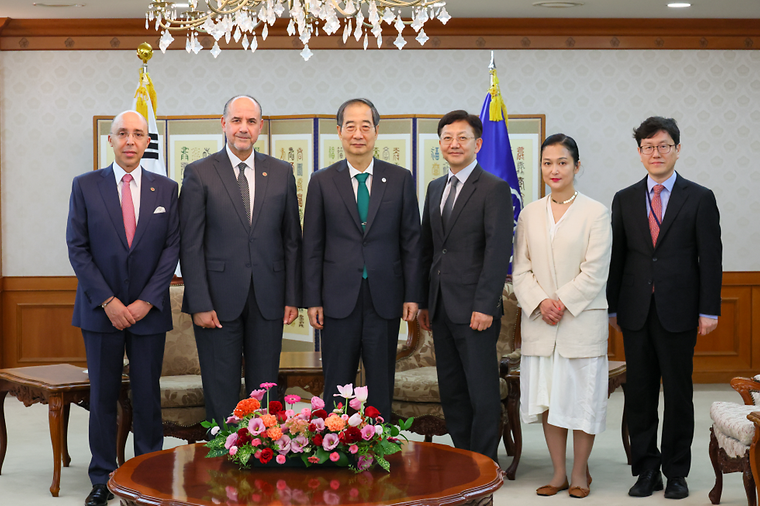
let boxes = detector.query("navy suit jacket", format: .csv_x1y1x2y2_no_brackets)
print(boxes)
179,149,302,321
302,159,421,320
420,164,512,324
607,172,722,332
66,165,180,334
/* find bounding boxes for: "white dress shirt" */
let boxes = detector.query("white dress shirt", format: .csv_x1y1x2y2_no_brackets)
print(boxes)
439,159,477,214
348,159,374,200
226,144,255,219
113,162,141,226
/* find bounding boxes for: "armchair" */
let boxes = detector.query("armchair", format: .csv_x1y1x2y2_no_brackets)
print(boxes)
708,375,760,506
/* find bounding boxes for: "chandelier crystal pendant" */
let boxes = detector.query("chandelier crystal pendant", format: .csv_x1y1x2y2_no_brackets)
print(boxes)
147,0,451,61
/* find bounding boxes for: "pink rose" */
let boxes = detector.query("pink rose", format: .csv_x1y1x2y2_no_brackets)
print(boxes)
225,433,239,449
349,398,362,410
276,455,286,464
349,444,358,454
341,414,349,422
311,396,325,410
229,446,238,456
251,438,262,447
301,407,312,418
254,450,262,459
329,451,340,462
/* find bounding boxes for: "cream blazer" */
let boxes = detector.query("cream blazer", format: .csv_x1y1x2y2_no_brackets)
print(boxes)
513,193,612,358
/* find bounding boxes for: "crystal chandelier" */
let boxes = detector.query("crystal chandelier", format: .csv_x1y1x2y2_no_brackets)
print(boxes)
146,0,451,61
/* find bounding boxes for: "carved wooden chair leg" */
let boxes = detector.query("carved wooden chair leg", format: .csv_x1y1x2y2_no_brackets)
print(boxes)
504,377,521,480
708,428,723,505
742,461,757,506
424,435,433,443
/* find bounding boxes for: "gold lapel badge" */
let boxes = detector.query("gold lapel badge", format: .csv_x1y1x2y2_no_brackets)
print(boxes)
151,187,155,191
262,172,268,177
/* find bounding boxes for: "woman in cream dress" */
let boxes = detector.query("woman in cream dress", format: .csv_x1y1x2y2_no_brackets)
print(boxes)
513,134,612,498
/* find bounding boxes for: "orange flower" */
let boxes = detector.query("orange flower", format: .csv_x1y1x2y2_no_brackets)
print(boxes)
266,427,283,440
260,414,277,427
233,398,261,418
325,414,346,432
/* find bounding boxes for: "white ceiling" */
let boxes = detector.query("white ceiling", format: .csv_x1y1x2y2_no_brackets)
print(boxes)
0,0,759,20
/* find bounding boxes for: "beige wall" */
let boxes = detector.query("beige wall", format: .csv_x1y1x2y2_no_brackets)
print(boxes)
1,48,759,275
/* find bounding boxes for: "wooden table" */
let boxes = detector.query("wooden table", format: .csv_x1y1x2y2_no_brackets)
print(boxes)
109,441,503,506
502,359,629,480
0,364,130,497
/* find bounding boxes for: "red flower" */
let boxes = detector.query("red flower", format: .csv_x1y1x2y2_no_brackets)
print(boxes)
268,401,283,414
312,409,328,420
259,448,274,464
365,406,380,419
276,411,288,423
237,427,251,445
339,426,362,444
311,434,323,446
308,423,317,432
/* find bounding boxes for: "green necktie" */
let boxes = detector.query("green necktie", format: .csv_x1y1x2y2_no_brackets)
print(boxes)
355,172,370,279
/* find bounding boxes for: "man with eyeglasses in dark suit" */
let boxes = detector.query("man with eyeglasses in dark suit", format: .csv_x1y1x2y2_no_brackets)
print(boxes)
607,116,722,499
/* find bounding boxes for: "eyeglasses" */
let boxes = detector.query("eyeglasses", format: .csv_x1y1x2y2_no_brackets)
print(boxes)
114,131,146,140
639,144,676,155
440,135,475,146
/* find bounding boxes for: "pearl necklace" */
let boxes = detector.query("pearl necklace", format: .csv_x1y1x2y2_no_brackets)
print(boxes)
551,191,578,205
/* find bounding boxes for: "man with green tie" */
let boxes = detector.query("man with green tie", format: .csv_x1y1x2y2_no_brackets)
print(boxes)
302,98,422,419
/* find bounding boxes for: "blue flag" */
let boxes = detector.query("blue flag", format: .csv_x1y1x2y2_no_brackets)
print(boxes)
478,68,523,272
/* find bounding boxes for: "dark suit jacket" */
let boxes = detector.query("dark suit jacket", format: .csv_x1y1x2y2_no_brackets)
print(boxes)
302,159,421,320
607,172,722,333
66,165,180,334
420,165,512,324
179,149,302,322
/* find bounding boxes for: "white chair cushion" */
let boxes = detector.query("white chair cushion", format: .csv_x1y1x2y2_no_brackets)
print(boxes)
710,401,756,446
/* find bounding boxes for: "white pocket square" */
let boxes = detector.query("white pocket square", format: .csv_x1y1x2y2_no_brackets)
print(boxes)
154,206,166,214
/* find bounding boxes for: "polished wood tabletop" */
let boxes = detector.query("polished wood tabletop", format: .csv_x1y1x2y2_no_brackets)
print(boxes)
109,441,503,505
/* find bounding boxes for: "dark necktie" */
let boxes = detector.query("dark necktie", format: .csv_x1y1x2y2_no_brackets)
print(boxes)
121,173,136,248
355,172,370,279
441,176,459,230
649,184,664,246
237,162,251,223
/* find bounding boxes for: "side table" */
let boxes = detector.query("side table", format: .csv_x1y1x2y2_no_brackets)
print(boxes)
0,364,130,497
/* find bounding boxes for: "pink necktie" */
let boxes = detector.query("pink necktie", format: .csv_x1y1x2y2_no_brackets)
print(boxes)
122,173,136,248
649,184,664,246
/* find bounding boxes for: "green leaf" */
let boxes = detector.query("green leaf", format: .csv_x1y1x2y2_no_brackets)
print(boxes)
315,447,330,464
205,447,228,459
390,426,400,437
201,420,213,428
380,440,402,456
399,417,415,431
376,455,391,472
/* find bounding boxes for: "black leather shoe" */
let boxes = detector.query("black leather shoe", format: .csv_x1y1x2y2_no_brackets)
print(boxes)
628,469,664,497
664,477,689,499
85,484,114,506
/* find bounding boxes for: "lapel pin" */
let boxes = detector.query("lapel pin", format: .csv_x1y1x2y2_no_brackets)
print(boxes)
263,172,268,177
382,177,386,183
150,187,155,192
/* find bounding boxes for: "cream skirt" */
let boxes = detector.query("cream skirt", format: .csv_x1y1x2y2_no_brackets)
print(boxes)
520,347,608,434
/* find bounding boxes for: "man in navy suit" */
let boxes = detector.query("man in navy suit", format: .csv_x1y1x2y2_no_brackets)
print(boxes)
67,110,180,506
608,116,722,499
302,98,421,419
418,110,512,461
179,96,302,427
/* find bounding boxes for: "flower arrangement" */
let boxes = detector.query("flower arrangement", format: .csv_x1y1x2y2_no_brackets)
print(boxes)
203,383,413,472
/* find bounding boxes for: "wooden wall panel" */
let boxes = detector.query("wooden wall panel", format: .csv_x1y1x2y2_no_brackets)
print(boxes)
1,276,84,368
0,274,758,383
1,18,760,52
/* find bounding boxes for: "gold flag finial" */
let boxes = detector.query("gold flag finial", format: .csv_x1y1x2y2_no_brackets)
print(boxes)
137,42,153,65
